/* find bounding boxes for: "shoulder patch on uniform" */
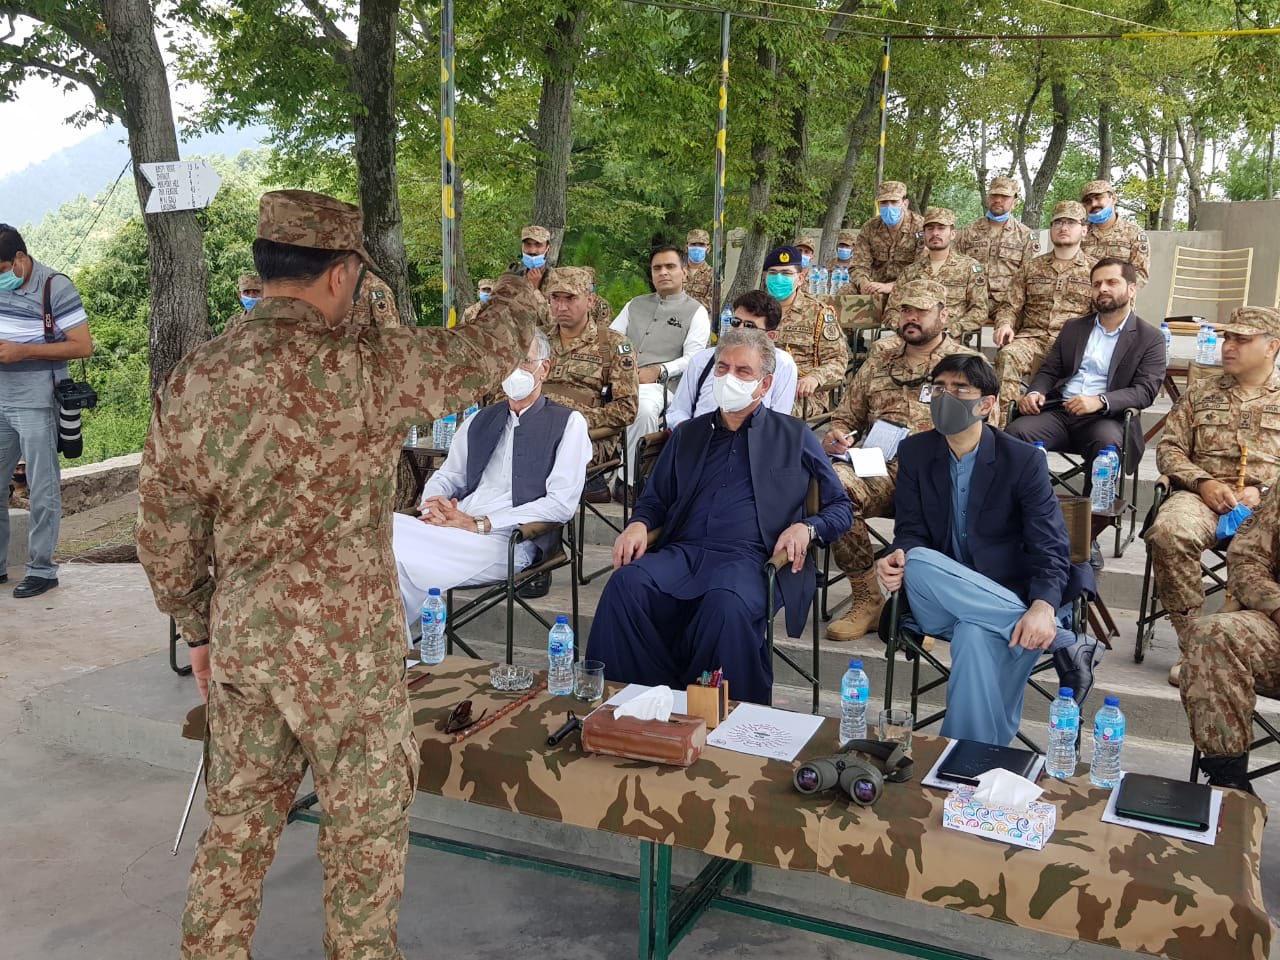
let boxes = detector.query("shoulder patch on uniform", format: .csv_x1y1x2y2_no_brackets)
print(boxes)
618,342,632,355
822,313,841,341
620,356,635,370
1237,513,1260,537
972,263,983,273
372,289,387,301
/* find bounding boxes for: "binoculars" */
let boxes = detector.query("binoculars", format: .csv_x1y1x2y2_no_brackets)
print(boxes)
793,739,913,807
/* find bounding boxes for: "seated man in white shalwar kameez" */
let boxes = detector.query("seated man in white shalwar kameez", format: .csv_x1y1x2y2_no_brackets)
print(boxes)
393,329,590,627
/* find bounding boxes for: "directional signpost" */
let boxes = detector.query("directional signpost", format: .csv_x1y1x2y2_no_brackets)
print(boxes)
139,160,222,214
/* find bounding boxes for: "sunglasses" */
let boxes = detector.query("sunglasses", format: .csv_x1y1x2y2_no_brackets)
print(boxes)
437,698,488,735
728,318,762,330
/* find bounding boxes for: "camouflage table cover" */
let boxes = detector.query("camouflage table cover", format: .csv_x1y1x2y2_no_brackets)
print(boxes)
182,657,1271,958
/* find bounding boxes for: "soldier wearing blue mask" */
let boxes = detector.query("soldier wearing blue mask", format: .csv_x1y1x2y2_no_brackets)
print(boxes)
683,229,713,313
849,180,924,302
957,176,1040,328
1080,179,1149,288
765,245,847,416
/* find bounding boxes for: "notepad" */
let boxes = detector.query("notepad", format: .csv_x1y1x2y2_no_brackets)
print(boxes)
862,419,910,460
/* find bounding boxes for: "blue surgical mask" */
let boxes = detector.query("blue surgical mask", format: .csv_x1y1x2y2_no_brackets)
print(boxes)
522,252,546,270
879,205,904,227
479,290,491,303
765,273,796,300
687,246,707,264
836,247,852,261
1087,206,1113,225
0,268,22,291
985,210,1011,223
801,254,812,268
239,295,259,312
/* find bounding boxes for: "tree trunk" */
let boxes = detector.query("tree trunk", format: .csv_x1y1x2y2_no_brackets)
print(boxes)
1021,80,1071,229
452,166,476,311
817,74,879,262
1013,55,1045,221
1097,101,1112,179
1160,128,1177,229
726,43,777,304
351,0,414,323
101,0,210,397
530,7,588,263
780,78,811,232
1176,117,1204,231
1268,130,1276,199
974,118,989,201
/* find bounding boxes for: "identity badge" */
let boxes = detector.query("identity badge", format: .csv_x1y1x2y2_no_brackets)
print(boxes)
918,382,933,403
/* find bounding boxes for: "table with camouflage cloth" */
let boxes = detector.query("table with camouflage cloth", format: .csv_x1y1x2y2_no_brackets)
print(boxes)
182,657,1270,959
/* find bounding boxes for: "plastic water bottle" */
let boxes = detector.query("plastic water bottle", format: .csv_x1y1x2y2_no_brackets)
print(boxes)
808,269,821,297
819,266,831,297
420,588,447,665
547,615,575,695
433,413,458,449
1045,687,1080,780
464,404,479,421
1090,450,1114,512
406,424,418,448
1195,324,1208,365
1105,445,1121,489
839,659,870,744
719,305,733,338
1089,696,1126,789
1033,440,1049,462
1204,326,1217,366
1160,321,1172,365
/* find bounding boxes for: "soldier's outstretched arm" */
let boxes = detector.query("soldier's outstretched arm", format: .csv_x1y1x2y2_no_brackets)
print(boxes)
1227,490,1280,616
373,272,538,433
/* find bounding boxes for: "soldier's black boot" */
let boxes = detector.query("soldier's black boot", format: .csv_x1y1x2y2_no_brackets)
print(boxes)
1198,754,1255,794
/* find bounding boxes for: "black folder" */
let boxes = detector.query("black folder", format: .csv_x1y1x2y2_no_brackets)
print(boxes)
937,739,1040,787
1114,773,1212,832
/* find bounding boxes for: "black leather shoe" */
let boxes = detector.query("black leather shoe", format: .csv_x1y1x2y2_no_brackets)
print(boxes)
1089,540,1104,571
0,574,7,584
582,478,612,504
1052,633,1102,706
13,575,58,598
516,571,551,599
611,479,634,505
1198,754,1255,794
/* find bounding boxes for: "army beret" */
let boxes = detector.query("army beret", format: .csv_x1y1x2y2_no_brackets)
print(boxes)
1081,179,1114,199
876,180,908,202
897,278,947,310
988,176,1019,197
257,190,379,273
1218,306,1280,338
1051,200,1087,223
521,225,551,243
763,245,803,271
922,207,956,227
544,267,593,297
686,229,710,245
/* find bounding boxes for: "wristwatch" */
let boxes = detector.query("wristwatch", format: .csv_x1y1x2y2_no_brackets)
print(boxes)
475,516,487,534
657,364,670,385
186,636,210,649
804,522,817,545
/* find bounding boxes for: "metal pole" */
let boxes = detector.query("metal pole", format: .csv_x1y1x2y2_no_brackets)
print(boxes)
440,0,458,327
711,11,731,322
875,35,890,188
172,753,204,856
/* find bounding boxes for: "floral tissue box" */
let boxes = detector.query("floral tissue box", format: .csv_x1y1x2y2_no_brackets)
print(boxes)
941,787,1056,850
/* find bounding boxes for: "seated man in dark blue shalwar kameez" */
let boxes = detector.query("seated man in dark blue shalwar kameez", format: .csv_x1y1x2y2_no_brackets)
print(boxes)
587,328,852,704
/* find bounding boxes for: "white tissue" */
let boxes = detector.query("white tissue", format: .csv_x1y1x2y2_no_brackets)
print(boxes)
614,685,674,722
971,768,1043,812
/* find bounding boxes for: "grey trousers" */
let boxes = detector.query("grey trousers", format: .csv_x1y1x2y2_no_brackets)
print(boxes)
0,404,61,579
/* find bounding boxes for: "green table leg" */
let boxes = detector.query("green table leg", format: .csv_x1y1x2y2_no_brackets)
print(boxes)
654,842,673,959
638,840,654,960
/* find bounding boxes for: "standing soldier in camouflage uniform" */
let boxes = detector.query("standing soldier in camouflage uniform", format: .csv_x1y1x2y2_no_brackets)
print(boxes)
993,200,1094,413
822,279,979,640
584,266,612,326
136,190,537,960
1080,179,1150,288
766,244,848,416
460,278,494,324
884,207,988,342
226,273,262,329
683,229,714,313
827,228,857,276
849,180,924,299
956,176,1039,327
1149,306,1280,686
1180,484,1280,794
540,267,639,502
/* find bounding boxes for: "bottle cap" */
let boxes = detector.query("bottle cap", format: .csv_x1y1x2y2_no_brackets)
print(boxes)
427,587,441,596
850,659,863,669
1059,687,1074,698
1104,695,1120,707
555,615,569,624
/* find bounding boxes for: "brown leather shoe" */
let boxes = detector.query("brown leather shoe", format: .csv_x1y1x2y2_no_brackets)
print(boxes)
826,571,885,641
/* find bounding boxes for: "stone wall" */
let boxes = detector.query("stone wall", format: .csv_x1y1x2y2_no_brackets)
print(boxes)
60,452,140,517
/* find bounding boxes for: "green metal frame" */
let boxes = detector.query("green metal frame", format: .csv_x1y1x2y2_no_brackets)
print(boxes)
286,792,986,960
168,618,192,677
575,430,628,585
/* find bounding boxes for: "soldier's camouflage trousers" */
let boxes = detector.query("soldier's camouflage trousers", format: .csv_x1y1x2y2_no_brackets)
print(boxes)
995,335,1050,416
182,668,419,960
1181,609,1280,755
1143,490,1220,645
830,461,896,577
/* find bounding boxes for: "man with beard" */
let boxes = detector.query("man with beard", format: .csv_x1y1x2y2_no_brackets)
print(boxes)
1006,258,1166,571
1080,180,1149,288
883,207,988,342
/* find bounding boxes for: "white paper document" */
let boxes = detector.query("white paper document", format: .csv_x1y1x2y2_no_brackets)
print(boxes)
921,738,1045,790
1099,772,1222,846
862,419,910,461
846,446,889,478
605,683,689,716
706,702,824,762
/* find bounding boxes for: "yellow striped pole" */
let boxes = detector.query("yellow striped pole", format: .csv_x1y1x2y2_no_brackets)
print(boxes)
712,10,731,322
875,35,890,188
440,0,458,328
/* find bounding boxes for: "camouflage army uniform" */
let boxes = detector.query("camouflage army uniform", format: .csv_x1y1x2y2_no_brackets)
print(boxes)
884,249,988,340
350,272,401,327
956,216,1039,323
774,287,848,416
137,191,538,960
684,263,714,313
848,211,925,289
993,247,1093,413
1148,366,1280,643
460,279,493,325
1079,180,1150,288
1181,490,1280,758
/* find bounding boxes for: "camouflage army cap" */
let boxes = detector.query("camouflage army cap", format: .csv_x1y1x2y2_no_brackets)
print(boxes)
1050,200,1087,223
897,278,947,310
922,207,955,227
521,225,551,243
257,190,378,272
1081,179,1114,199
477,278,495,290
791,235,816,253
763,245,803,271
837,229,857,246
544,267,592,297
687,229,710,245
1218,306,1280,338
988,176,1019,197
876,180,908,202
237,273,262,293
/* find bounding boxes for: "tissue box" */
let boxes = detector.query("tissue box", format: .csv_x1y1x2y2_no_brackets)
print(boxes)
581,705,707,767
941,787,1056,850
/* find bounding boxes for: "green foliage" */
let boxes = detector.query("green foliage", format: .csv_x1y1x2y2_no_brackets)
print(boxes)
1224,140,1277,200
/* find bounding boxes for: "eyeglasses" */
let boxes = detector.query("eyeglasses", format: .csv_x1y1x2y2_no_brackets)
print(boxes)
930,382,983,399
438,698,488,734
728,318,762,330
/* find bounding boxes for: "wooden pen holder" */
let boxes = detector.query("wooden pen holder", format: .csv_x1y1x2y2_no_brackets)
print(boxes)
686,681,730,730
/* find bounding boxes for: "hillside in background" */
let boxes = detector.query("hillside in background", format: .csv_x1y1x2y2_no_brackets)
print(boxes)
4,123,269,228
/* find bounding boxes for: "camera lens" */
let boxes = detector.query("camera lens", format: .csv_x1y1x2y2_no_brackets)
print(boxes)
852,778,878,805
795,767,819,792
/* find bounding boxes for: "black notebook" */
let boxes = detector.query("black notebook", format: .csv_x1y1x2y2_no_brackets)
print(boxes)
938,739,1040,787
1114,773,1212,832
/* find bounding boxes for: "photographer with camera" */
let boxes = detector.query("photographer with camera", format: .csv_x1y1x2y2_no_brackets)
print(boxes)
0,224,94,599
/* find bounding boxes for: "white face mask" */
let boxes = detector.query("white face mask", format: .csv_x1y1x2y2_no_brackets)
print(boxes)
502,366,537,402
712,372,761,413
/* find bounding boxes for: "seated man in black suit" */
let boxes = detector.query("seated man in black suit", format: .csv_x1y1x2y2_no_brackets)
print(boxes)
876,354,1097,745
1005,257,1166,562
587,328,852,704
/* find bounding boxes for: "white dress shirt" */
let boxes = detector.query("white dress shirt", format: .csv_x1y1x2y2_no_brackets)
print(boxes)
609,295,711,380
666,346,799,429
1063,314,1124,400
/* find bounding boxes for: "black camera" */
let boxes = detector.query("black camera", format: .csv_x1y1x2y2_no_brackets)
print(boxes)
55,377,98,410
793,740,913,807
